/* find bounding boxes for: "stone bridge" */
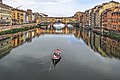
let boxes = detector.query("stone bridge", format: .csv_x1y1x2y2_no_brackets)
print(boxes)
38,17,80,29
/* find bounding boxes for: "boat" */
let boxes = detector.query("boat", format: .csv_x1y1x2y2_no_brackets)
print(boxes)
52,49,61,67
52,49,61,60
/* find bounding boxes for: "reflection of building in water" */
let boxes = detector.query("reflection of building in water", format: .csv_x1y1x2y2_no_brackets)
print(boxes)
1,28,119,60
74,28,81,39
0,37,12,59
0,29,37,60
81,28,120,59
11,33,25,48
11,30,36,48
26,31,32,42
101,37,120,58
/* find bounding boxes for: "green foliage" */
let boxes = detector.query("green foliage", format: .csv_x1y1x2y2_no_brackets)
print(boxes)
0,26,37,35
107,32,120,41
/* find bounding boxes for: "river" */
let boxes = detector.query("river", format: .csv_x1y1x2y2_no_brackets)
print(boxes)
0,27,120,80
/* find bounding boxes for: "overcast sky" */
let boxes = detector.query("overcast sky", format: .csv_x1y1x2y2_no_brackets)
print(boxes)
3,0,120,17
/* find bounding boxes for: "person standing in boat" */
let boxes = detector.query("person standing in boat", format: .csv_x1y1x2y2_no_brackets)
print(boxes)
56,49,61,55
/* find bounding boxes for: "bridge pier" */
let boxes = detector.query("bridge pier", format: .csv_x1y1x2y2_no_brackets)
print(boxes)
65,23,68,27
50,23,53,30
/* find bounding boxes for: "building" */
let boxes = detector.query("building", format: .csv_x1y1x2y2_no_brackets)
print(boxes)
102,9,112,30
74,11,83,24
11,8,26,25
82,10,90,27
98,1,120,28
39,13,48,17
82,1,120,30
27,9,32,23
95,6,102,28
111,7,120,31
33,12,42,24
32,13,35,23
82,13,86,27
81,1,120,31
23,11,27,24
102,6,120,32
88,9,92,27
74,11,84,26
0,3,12,26
90,8,94,28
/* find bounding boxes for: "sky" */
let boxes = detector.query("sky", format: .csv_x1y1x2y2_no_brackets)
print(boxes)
3,0,120,17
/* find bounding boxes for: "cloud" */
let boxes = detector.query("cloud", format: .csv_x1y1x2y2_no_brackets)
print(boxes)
3,0,120,17
5,0,73,4
37,0,73,4
4,0,75,17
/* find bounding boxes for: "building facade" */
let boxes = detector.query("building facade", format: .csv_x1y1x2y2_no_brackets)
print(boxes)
102,6,120,32
111,7,120,31
102,9,112,30
27,9,32,23
82,1,120,32
11,8,26,25
0,3,12,26
33,12,41,24
74,11,83,26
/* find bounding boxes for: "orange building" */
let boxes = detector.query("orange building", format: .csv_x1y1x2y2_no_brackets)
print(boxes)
102,9,112,30
102,6,120,31
111,7,120,31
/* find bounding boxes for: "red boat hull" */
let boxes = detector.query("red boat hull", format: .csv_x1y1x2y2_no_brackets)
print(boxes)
52,49,61,60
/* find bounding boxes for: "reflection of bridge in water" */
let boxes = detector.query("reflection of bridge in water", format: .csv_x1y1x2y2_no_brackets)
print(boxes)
36,27,77,35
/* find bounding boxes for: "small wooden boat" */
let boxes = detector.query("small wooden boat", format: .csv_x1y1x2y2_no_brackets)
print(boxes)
52,49,61,60
52,49,61,67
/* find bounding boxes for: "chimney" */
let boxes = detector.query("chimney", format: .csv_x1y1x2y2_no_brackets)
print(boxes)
0,0,2,3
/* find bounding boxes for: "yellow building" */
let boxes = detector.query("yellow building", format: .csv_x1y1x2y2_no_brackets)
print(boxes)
11,8,25,25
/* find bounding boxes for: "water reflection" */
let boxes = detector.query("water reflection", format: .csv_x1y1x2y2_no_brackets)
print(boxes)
48,57,61,72
80,28,120,59
52,57,61,67
0,37,12,59
0,27,120,60
53,23,65,29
